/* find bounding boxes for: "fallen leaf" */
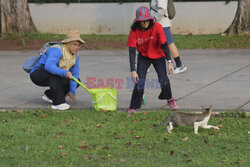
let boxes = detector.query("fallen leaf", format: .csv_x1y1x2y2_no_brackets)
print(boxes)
134,136,141,140
170,150,174,156
125,142,131,147
83,155,88,159
64,119,68,122
61,152,67,156
58,145,63,149
218,125,223,127
40,114,47,119
80,145,88,150
59,132,65,135
102,145,110,149
204,139,208,144
137,143,142,146
219,118,224,123
52,123,72,126
182,137,189,141
235,158,244,164
127,130,132,134
133,119,138,123
120,158,126,162
89,155,97,159
184,159,192,163
248,137,250,140
248,131,250,135
24,147,29,151
102,156,107,160
192,148,196,151
96,124,101,128
144,112,148,115
81,141,87,144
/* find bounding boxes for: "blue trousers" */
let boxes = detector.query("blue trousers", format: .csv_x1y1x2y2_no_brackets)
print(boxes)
130,54,173,109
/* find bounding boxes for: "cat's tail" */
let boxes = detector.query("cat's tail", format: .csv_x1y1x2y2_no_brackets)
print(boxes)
153,114,171,127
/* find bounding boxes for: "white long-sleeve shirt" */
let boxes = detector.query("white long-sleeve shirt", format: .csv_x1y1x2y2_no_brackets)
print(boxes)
150,0,172,28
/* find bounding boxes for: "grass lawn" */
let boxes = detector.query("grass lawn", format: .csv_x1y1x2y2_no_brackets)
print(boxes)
0,109,249,167
3,32,250,50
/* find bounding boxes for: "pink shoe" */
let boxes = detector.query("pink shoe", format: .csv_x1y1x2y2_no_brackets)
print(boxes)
167,98,178,110
128,107,136,113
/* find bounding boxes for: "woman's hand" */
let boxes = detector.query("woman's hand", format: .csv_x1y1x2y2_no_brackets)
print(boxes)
67,92,76,103
168,62,174,75
131,71,139,83
65,71,72,79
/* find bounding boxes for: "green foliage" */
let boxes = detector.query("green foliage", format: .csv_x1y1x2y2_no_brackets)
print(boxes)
0,109,249,166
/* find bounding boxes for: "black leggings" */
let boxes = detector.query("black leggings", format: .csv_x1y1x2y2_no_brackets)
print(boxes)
30,68,70,105
130,54,173,109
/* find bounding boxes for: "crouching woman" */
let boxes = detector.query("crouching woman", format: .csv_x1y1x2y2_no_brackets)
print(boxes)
127,6,178,113
29,30,85,110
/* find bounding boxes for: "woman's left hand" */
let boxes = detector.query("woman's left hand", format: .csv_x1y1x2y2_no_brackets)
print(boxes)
67,92,76,103
168,62,174,75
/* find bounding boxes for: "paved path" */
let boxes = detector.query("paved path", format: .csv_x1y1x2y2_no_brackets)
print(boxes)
0,49,249,112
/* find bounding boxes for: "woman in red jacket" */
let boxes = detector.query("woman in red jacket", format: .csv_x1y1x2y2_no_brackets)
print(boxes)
127,6,178,113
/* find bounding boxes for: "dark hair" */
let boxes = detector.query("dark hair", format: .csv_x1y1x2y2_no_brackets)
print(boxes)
130,20,154,31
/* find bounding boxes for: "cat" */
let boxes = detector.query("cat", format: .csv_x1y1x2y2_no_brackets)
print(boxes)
153,106,219,134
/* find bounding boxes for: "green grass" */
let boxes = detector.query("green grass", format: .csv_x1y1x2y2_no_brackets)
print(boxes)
2,32,250,49
174,34,250,49
0,109,249,167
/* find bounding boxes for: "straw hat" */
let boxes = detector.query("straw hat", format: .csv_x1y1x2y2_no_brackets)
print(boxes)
61,30,85,44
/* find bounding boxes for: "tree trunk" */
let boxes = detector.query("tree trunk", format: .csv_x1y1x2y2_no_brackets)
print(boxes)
0,0,36,38
224,0,250,35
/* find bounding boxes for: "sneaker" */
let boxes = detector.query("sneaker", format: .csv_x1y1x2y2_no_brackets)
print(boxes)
42,94,52,103
128,107,136,113
173,65,187,74
51,103,70,110
167,98,178,110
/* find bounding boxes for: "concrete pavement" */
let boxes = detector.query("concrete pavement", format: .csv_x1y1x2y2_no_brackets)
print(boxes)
0,49,249,112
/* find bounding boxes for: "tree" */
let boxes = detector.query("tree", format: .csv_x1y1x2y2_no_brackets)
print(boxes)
224,0,250,35
0,0,36,38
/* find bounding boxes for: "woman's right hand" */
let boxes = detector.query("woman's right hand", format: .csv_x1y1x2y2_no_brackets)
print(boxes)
65,71,72,79
131,71,139,83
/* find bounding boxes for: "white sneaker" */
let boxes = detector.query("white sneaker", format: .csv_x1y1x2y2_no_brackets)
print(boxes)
51,103,70,110
42,94,52,103
173,65,187,74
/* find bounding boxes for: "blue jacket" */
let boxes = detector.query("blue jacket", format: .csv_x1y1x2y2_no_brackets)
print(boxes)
30,47,79,95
